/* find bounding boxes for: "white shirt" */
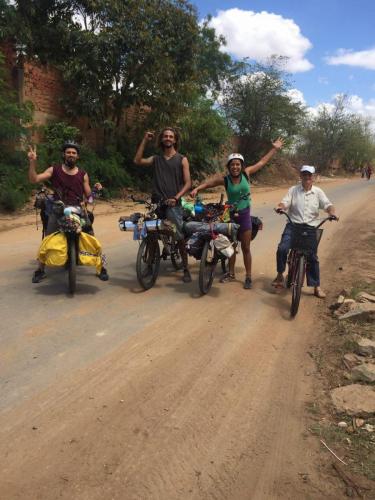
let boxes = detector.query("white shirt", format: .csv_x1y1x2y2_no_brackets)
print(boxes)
281,184,333,226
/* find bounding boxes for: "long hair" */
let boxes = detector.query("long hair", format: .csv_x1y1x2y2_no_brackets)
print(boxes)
157,127,180,150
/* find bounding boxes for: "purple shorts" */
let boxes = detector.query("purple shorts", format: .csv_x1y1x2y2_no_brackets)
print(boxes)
232,207,252,238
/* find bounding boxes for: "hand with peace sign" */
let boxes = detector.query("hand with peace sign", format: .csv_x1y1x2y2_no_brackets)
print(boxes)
28,145,37,162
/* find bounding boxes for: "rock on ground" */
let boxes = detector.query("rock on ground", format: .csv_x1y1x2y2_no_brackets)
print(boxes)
353,336,375,357
330,384,375,417
338,302,375,321
351,363,375,383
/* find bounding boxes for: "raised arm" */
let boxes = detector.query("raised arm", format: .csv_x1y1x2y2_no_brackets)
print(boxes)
27,145,53,184
245,137,284,176
190,174,225,198
133,131,155,166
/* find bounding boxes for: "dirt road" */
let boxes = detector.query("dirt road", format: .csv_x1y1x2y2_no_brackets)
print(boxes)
0,178,373,499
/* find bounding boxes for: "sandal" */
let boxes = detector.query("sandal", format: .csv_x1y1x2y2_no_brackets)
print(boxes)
314,287,326,298
272,277,284,289
220,272,235,283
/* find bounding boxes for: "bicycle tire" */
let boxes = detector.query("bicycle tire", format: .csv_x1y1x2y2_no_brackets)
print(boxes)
68,236,77,295
290,254,305,317
199,240,217,294
136,237,161,290
170,239,184,271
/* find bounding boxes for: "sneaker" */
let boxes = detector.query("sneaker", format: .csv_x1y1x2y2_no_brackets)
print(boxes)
97,267,109,281
244,277,252,289
32,269,46,283
182,269,192,283
220,272,235,283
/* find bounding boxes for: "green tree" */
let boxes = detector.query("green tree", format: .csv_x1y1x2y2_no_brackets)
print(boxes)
296,95,375,172
0,52,34,210
177,98,231,179
8,0,236,147
221,57,305,163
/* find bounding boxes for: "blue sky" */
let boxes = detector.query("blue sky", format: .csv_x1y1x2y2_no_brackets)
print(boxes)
194,0,375,120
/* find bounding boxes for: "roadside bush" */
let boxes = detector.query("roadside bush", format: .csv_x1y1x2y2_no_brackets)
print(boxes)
0,153,32,211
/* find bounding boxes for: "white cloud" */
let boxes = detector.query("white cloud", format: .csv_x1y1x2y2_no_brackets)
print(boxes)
286,88,306,106
326,47,375,70
207,9,313,73
307,94,375,130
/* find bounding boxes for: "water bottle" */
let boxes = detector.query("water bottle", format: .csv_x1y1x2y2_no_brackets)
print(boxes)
194,195,204,215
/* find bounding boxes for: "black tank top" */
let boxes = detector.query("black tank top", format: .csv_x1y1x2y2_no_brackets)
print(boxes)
152,153,184,201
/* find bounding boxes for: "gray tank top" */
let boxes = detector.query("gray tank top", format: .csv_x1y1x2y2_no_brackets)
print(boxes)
152,153,185,201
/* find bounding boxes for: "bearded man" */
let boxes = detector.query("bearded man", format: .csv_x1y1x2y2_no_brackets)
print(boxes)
134,128,192,283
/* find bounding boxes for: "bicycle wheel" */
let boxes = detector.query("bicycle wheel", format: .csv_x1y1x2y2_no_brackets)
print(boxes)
199,240,217,294
170,240,184,271
290,254,305,317
136,237,161,290
68,236,77,295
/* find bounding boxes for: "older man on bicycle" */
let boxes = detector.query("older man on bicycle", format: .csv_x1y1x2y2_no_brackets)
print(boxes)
273,165,337,298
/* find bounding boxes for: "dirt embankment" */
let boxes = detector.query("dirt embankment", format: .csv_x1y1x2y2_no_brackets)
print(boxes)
306,204,375,496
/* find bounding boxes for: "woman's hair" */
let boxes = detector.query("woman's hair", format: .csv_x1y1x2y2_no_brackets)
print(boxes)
157,127,180,150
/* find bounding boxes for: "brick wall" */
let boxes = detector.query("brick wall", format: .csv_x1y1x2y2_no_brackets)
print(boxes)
1,41,144,149
23,62,65,125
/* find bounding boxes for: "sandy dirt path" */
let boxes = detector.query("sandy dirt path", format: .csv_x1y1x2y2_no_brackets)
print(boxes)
0,177,373,499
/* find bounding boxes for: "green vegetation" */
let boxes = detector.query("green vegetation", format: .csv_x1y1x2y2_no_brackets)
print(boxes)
221,57,305,164
296,95,375,173
0,52,34,210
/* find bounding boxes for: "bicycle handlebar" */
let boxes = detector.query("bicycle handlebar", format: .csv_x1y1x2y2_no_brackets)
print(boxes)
275,209,338,228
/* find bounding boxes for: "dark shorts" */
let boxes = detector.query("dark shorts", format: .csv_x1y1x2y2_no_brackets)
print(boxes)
232,207,252,238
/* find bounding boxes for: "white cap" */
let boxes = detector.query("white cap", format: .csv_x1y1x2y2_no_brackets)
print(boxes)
227,153,244,165
300,165,315,174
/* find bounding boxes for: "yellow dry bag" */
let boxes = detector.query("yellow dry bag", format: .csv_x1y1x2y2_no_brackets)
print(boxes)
78,232,103,273
38,232,68,266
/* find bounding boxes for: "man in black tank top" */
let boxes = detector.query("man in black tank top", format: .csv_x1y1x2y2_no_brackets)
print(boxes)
134,128,192,283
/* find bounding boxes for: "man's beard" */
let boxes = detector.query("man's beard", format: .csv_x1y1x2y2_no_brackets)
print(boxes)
161,141,174,151
64,158,76,169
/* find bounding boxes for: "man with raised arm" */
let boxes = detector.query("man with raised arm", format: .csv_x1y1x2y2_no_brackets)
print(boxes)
28,141,109,283
134,128,192,283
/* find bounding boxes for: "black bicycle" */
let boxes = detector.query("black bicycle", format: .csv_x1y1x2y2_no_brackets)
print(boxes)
120,197,183,290
276,210,338,316
194,195,263,294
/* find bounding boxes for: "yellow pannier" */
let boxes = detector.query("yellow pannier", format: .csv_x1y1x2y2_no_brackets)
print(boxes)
38,232,68,267
78,232,103,273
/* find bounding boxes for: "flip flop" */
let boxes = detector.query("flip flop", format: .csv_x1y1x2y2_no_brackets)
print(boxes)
272,279,284,289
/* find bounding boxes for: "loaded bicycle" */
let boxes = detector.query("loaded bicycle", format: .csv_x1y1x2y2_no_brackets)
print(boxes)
275,209,338,316
35,187,104,294
119,197,183,290
185,194,263,294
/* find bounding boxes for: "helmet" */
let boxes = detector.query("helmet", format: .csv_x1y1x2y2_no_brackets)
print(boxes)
227,153,244,166
62,141,80,154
